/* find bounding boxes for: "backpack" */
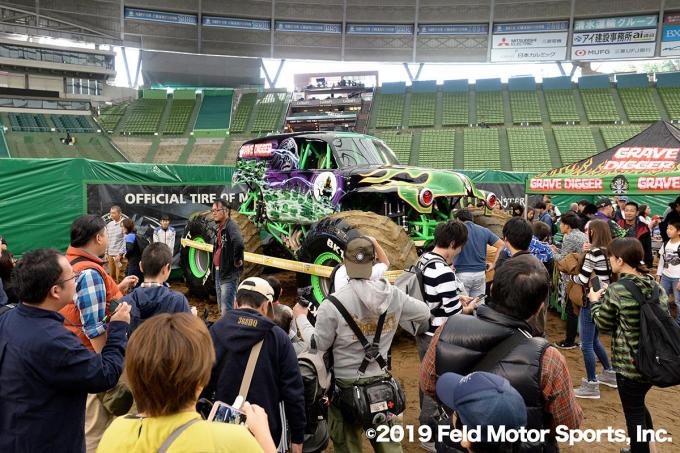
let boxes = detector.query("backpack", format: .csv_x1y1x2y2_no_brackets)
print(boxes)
393,254,445,335
619,279,680,388
297,337,331,450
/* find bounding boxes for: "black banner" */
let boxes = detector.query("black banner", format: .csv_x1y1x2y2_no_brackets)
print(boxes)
86,184,247,264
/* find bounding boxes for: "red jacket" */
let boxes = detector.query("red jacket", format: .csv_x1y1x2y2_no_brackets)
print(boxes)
59,246,122,351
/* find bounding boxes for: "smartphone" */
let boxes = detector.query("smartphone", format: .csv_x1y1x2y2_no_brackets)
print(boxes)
101,299,121,323
474,295,487,308
208,400,247,425
591,276,602,292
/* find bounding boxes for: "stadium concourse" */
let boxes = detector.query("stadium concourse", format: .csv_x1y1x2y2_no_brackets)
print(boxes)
3,1,680,452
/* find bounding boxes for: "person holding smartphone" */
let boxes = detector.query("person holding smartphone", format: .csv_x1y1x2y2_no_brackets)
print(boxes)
97,313,275,453
570,219,616,399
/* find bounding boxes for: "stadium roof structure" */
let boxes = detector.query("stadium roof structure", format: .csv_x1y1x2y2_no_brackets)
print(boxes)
0,0,676,63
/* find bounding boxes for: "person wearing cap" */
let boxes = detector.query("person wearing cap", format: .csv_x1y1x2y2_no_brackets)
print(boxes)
594,197,626,239
152,214,176,252
204,277,306,453
614,196,628,222
333,235,389,292
436,371,528,453
293,236,430,453
421,255,583,452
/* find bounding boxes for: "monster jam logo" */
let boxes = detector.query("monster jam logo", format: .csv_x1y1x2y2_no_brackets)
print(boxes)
610,175,629,195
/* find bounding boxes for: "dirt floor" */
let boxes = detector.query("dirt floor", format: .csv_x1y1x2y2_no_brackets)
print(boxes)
174,272,679,452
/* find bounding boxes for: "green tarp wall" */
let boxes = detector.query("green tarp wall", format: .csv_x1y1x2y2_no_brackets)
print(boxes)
0,159,234,255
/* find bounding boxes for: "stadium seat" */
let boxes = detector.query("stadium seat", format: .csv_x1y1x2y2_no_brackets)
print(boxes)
52,115,95,133
163,99,195,135
374,93,405,128
509,91,542,124
553,126,598,164
231,92,257,133
97,104,127,132
373,130,412,164
464,128,501,169
251,92,288,133
544,89,579,123
417,129,455,169
119,98,167,135
441,92,469,126
409,92,436,127
618,88,660,122
475,91,504,125
658,87,680,121
580,89,620,123
506,127,551,171
599,125,643,148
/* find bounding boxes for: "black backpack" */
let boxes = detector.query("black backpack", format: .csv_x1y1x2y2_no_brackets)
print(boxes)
619,279,680,388
297,337,332,450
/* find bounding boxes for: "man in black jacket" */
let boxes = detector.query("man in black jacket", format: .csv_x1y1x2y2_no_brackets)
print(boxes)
211,199,245,316
0,248,129,453
205,277,305,453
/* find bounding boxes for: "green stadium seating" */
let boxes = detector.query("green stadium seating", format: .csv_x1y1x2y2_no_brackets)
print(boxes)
119,99,167,135
441,92,469,126
52,115,95,133
409,92,436,127
163,99,195,135
373,130,412,164
553,126,598,164
251,92,288,133
231,92,257,133
374,93,405,128
8,113,50,132
464,128,501,169
195,91,233,132
4,132,125,161
509,91,542,124
618,88,660,122
507,128,551,171
544,90,580,123
98,104,127,132
475,91,504,125
599,125,643,148
658,87,680,121
418,129,454,169
580,89,620,123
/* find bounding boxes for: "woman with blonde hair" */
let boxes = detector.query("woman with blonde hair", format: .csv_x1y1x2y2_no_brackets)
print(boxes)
97,313,276,452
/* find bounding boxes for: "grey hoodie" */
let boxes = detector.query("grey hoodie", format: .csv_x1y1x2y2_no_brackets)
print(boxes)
296,278,430,379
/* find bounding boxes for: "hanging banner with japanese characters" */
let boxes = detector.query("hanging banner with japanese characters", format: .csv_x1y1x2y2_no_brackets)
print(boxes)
572,15,658,60
490,21,568,62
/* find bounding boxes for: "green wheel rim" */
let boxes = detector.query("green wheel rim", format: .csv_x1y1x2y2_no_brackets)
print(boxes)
311,251,342,305
188,236,210,279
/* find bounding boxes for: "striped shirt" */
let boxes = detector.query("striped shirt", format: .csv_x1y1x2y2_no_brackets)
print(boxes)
419,252,466,336
106,219,125,256
571,247,611,287
591,273,669,381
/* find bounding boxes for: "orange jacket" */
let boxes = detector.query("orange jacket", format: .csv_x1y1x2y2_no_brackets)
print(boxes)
59,246,123,351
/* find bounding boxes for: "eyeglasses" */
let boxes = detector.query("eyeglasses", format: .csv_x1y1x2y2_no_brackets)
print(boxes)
56,271,81,285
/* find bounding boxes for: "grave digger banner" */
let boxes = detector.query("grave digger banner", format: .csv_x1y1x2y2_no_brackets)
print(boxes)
527,121,680,195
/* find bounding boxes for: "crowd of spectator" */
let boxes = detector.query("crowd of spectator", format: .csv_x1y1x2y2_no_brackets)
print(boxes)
0,194,679,453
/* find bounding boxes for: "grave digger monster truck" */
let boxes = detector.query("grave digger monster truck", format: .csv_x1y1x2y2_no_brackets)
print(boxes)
180,131,507,304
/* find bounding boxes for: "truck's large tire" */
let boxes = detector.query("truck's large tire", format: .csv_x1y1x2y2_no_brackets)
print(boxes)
297,211,418,307
180,211,262,299
470,208,511,238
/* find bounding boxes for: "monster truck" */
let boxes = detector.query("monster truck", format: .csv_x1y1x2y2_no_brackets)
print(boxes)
181,131,507,303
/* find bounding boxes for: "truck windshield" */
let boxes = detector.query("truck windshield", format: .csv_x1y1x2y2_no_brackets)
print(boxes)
332,137,400,168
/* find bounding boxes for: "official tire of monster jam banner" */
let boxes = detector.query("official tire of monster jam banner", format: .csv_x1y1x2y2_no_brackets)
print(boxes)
87,184,248,296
